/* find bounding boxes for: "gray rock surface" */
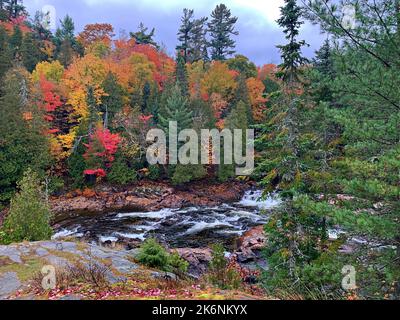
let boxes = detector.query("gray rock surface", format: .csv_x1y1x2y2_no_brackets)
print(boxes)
0,246,22,263
40,241,78,254
35,247,49,257
45,255,70,268
0,241,141,300
110,256,138,274
0,272,21,299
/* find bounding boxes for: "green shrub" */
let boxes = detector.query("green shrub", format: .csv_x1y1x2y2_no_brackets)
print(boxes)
136,239,190,276
208,243,241,290
108,155,137,185
67,130,87,188
148,165,161,181
46,176,65,195
136,238,170,270
172,164,206,186
0,169,53,244
217,164,235,182
168,251,189,275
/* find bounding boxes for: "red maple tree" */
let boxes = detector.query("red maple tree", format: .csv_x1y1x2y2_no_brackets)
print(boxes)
84,126,122,177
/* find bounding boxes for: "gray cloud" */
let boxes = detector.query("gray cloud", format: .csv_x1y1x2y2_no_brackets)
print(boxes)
25,0,325,65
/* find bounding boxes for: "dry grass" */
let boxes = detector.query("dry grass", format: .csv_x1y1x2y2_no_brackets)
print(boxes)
32,258,112,292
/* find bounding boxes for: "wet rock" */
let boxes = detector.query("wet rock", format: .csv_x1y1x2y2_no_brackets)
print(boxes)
50,181,250,217
175,248,212,277
235,226,266,263
0,272,21,299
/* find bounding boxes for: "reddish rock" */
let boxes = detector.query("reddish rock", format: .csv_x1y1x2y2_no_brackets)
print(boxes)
50,180,251,220
173,227,267,276
236,226,266,263
174,248,213,277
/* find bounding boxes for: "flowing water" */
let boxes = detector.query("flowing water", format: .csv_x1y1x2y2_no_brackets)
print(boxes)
52,190,282,249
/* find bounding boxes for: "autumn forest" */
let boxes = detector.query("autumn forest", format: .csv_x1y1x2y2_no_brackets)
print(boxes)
0,0,399,301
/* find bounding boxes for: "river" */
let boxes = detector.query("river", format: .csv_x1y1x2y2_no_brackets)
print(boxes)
52,190,282,250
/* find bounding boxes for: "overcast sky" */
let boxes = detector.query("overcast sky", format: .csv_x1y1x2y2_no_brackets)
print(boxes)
25,0,326,65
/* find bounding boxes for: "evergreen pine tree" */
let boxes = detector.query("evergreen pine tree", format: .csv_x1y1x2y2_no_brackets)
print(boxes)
309,39,337,106
67,123,88,188
9,25,22,59
232,74,252,123
67,87,101,187
256,0,316,292
208,4,238,60
158,84,193,133
30,11,53,43
5,0,25,19
55,15,76,44
176,8,194,62
58,39,75,67
301,0,400,297
0,26,11,79
21,32,43,72
0,0,8,21
0,169,52,244
101,72,125,127
175,52,189,98
218,100,249,181
276,0,308,84
55,15,80,66
130,23,158,48
188,16,208,63
0,69,50,205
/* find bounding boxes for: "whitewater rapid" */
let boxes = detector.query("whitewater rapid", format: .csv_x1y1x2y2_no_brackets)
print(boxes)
52,190,281,249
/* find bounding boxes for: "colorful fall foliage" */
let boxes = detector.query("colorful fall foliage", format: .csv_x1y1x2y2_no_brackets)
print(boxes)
200,61,237,101
83,126,122,177
246,77,267,122
77,23,115,48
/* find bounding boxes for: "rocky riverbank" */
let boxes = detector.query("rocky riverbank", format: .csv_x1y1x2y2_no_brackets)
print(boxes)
0,235,268,300
176,226,267,277
50,180,253,220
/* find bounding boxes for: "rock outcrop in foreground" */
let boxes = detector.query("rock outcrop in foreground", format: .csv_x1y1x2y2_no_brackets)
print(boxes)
0,239,268,300
0,241,139,300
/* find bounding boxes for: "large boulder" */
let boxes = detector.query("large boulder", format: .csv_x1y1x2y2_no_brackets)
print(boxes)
235,226,266,263
174,248,213,277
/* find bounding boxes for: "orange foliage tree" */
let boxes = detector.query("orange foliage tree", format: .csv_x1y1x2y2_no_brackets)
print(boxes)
246,77,267,122
187,60,206,99
109,40,175,90
210,93,228,125
0,15,30,34
64,53,109,120
258,63,279,82
77,23,115,48
200,61,237,102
